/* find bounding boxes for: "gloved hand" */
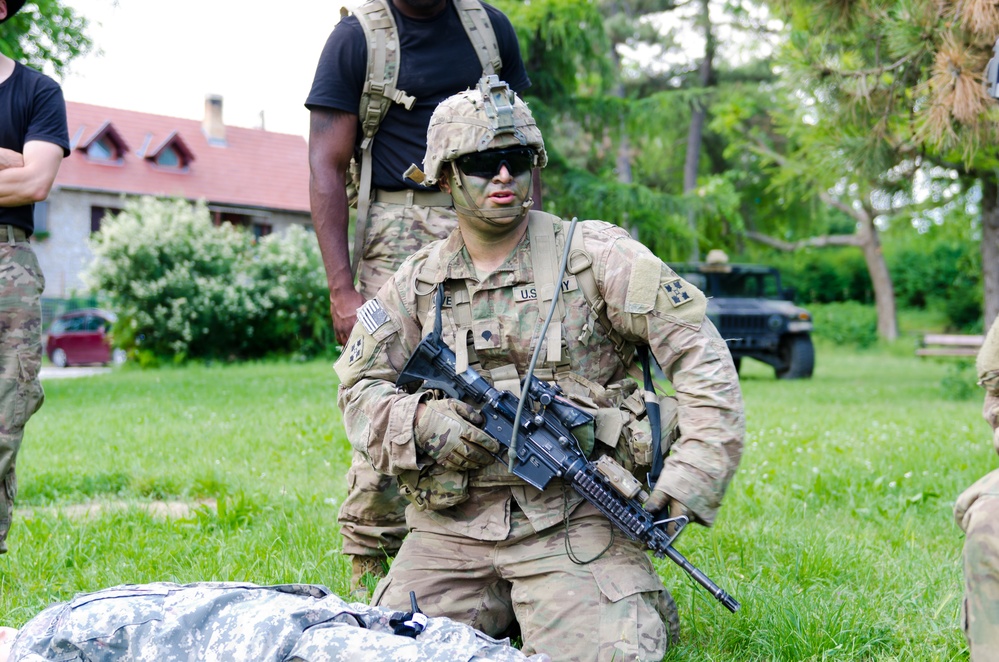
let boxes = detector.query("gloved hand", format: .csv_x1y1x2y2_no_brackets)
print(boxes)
644,486,689,536
415,398,500,471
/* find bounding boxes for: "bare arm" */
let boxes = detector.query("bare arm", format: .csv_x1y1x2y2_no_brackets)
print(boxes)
309,107,365,344
0,141,64,207
0,147,25,170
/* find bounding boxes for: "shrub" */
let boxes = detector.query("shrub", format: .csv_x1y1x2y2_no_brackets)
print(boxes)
886,234,981,332
243,225,334,357
760,249,873,304
809,301,879,348
86,197,333,362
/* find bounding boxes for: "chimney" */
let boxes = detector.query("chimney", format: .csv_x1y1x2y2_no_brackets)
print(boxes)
202,94,226,145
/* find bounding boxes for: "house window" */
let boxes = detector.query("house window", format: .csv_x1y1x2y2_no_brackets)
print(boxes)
212,211,252,228
252,223,273,239
87,137,116,162
91,206,122,234
156,146,180,168
33,201,49,235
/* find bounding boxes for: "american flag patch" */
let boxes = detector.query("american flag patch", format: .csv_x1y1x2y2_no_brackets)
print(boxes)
358,299,390,334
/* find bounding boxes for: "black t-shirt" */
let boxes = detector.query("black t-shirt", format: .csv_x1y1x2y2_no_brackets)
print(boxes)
306,0,530,191
0,61,70,235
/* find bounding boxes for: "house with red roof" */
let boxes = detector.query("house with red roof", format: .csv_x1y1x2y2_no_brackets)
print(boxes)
35,95,312,297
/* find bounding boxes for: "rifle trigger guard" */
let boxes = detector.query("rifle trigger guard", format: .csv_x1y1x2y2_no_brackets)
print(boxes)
652,514,689,546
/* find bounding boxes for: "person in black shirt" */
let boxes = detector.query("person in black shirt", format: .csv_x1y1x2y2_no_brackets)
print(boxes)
305,0,529,595
0,0,70,554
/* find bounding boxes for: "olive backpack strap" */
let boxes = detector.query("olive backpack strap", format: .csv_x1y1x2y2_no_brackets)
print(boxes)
345,0,502,279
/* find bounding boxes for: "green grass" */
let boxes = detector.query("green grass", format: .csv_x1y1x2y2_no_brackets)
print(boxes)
1,346,987,660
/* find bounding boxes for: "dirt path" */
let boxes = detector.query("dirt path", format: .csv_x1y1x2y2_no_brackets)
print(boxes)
17,498,217,520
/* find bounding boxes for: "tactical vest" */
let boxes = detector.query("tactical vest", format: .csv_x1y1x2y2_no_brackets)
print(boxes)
343,0,503,278
409,211,678,493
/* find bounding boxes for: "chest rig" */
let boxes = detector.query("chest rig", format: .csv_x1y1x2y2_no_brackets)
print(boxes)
413,212,659,487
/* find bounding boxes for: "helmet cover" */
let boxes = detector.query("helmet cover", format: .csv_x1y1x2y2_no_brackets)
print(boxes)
421,75,547,186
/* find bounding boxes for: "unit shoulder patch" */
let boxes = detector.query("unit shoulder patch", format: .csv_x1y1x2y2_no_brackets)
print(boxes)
346,335,365,365
657,276,707,325
663,278,694,307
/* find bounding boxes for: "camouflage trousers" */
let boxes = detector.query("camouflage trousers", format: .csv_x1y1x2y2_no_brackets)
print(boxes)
339,199,457,557
956,468,999,662
371,503,673,662
0,239,45,555
7,582,550,662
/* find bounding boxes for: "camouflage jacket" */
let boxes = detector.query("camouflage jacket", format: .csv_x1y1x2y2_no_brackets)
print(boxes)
336,217,745,539
9,582,547,662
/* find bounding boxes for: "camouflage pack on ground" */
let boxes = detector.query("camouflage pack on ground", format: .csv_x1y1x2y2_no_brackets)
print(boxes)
7,582,550,662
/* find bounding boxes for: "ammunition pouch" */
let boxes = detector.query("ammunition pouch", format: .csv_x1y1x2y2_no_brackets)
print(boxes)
397,465,469,512
590,385,679,476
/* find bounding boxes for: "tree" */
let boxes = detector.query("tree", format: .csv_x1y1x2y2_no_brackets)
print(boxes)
0,0,92,78
765,0,999,330
499,0,781,262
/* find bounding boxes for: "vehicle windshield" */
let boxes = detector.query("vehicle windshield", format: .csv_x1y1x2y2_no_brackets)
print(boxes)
709,271,782,298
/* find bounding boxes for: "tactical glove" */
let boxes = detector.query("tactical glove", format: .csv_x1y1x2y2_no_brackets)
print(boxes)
415,398,501,471
644,487,689,536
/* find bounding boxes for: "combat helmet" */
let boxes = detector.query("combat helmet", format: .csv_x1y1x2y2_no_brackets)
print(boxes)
408,75,547,188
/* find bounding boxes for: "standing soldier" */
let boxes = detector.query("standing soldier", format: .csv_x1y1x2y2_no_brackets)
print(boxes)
335,77,744,661
305,0,530,593
955,317,999,662
0,0,70,555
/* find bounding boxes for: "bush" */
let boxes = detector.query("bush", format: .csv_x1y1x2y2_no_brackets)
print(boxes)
760,249,873,305
888,240,981,332
86,197,333,362
809,301,879,348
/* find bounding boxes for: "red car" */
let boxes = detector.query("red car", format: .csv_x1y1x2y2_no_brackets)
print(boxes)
45,309,127,368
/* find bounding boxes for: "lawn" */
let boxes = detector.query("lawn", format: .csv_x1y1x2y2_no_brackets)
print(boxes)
0,342,988,661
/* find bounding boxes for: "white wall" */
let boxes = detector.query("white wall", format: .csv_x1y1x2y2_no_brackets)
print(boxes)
32,189,313,299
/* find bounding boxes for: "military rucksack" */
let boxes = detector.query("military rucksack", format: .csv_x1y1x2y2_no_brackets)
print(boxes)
342,0,503,278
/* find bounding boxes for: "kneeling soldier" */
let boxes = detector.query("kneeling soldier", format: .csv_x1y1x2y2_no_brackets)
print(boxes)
335,77,745,662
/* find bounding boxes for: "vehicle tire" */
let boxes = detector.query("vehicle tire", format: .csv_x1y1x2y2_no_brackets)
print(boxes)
775,334,814,379
51,348,68,368
111,348,127,366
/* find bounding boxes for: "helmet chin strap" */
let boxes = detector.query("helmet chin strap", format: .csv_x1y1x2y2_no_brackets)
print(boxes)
447,168,533,225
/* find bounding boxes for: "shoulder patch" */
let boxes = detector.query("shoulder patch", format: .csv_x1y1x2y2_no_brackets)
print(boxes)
358,299,390,334
346,335,365,365
663,278,694,308
656,275,707,326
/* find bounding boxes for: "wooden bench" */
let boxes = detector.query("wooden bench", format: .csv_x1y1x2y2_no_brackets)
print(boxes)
916,333,984,357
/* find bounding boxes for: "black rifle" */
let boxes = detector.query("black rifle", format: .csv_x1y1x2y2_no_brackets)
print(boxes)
397,330,740,613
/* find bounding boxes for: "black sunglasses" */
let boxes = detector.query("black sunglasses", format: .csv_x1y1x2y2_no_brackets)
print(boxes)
455,146,536,179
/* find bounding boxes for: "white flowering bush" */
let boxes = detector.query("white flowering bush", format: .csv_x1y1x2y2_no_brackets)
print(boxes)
244,224,333,357
86,197,333,362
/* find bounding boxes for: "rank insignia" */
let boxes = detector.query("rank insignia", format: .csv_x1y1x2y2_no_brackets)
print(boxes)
347,336,364,364
358,299,389,334
664,279,692,307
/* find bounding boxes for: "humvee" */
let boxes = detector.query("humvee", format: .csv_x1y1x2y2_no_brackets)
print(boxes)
673,251,814,379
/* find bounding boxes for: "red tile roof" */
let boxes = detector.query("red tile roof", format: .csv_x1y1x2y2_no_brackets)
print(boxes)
56,101,311,214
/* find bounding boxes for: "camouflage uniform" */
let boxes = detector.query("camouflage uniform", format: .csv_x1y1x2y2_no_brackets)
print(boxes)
955,317,999,661
0,235,45,554
6,582,549,661
335,216,745,661
339,199,455,559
